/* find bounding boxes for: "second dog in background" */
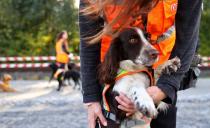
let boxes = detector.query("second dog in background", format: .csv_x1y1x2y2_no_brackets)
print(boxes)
49,62,81,91
0,74,16,92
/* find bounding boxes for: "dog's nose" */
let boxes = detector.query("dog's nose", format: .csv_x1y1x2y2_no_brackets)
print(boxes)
149,50,159,59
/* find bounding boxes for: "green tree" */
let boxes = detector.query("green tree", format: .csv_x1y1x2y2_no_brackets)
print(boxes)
0,0,79,56
199,1,210,56
0,0,209,57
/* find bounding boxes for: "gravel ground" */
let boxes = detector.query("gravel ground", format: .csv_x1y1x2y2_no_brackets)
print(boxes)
0,79,210,128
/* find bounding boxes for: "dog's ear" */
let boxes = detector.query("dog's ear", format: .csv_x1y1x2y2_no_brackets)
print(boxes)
98,37,123,85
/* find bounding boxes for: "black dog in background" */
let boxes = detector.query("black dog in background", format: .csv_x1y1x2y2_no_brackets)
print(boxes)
49,62,81,91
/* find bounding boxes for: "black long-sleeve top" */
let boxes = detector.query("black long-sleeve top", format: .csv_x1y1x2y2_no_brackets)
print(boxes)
79,0,202,104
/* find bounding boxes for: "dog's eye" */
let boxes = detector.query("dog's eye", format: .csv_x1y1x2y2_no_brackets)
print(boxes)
129,38,138,44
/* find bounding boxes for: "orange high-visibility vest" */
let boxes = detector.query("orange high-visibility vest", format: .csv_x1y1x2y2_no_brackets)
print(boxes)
55,41,69,64
101,0,178,69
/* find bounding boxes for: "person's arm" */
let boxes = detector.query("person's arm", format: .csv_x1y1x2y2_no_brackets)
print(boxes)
155,0,203,104
62,41,70,54
79,1,108,127
79,1,104,104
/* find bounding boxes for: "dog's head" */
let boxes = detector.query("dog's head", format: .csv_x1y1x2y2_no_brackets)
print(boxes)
3,74,12,82
99,27,159,84
68,63,76,70
113,27,159,66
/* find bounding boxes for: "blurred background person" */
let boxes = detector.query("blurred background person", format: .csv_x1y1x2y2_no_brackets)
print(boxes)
54,31,70,78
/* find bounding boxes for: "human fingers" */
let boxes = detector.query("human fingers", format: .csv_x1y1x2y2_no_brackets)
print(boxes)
97,109,107,126
115,95,135,110
126,112,133,117
118,104,136,113
88,110,96,128
119,93,134,106
147,86,166,103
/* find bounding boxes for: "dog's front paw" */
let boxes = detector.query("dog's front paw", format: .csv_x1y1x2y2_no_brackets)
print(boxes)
130,88,158,118
157,101,169,114
161,57,181,75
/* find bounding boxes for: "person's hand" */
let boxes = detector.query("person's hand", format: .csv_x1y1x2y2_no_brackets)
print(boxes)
115,93,137,117
87,102,107,128
147,86,166,104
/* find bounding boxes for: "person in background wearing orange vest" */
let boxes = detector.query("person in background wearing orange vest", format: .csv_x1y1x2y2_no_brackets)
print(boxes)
54,31,70,78
79,0,202,128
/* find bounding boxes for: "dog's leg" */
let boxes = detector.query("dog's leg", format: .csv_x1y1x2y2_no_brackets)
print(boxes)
49,71,55,83
68,79,71,86
129,85,158,118
57,82,62,91
74,79,81,90
158,57,181,75
74,78,78,90
157,101,169,114
57,73,63,91
6,87,16,92
0,85,16,92
71,78,77,90
76,79,82,91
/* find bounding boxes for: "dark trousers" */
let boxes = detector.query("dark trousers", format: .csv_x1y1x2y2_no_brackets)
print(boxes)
151,105,177,128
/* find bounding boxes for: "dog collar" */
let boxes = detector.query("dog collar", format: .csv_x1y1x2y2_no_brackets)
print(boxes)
116,68,154,86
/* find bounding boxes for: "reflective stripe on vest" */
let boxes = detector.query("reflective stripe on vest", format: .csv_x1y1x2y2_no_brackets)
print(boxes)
156,25,175,43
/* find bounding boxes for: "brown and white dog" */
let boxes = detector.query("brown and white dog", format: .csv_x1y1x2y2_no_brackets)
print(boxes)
0,74,16,92
98,27,180,128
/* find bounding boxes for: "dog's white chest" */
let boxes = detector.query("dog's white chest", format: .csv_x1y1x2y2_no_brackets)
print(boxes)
113,73,150,94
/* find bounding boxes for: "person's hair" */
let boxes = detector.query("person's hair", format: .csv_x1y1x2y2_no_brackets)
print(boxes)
81,0,159,44
56,31,67,42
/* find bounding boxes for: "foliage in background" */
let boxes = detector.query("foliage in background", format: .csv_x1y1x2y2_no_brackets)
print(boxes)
0,0,78,56
199,0,210,56
0,0,209,56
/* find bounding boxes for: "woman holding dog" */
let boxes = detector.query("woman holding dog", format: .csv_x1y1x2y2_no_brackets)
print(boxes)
79,0,202,128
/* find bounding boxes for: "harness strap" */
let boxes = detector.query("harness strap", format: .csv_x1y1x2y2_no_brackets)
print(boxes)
103,110,151,128
102,109,119,123
116,69,155,86
102,84,111,112
120,118,151,128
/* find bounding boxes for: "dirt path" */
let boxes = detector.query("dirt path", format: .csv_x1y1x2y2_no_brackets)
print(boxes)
0,79,210,128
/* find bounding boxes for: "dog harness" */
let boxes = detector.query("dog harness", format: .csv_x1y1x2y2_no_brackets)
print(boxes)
100,0,178,69
102,68,154,127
